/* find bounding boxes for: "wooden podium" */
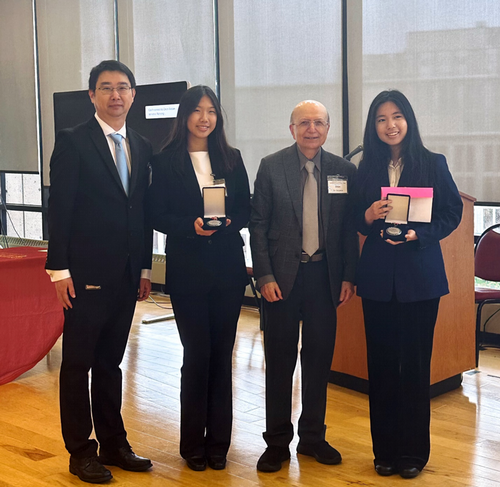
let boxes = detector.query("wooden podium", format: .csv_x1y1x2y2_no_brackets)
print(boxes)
330,192,476,397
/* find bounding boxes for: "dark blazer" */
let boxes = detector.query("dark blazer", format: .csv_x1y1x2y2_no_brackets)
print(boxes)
46,116,153,285
355,153,463,303
147,147,251,295
249,143,358,304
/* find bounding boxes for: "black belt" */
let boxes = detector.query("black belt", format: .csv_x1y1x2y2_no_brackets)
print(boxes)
300,251,325,263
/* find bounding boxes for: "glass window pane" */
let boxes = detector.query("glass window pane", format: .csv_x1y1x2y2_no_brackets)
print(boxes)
362,1,500,202
0,0,38,172
222,0,343,189
6,210,23,238
22,174,41,206
24,211,43,240
37,0,116,185
118,0,216,89
5,174,23,205
4,210,43,240
153,230,166,255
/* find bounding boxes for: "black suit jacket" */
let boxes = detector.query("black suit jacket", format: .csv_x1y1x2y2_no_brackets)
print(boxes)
46,116,153,286
147,147,251,295
249,144,358,304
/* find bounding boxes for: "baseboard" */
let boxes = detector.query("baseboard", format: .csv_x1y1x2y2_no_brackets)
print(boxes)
480,331,500,347
328,371,463,398
328,371,369,394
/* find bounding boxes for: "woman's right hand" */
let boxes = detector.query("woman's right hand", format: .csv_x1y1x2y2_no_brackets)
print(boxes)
194,217,217,236
365,199,392,225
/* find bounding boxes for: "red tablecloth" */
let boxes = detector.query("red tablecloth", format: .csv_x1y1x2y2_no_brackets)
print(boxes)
0,246,64,385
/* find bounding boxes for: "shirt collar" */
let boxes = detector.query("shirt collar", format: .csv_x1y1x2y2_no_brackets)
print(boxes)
297,146,322,171
388,157,403,169
94,113,127,139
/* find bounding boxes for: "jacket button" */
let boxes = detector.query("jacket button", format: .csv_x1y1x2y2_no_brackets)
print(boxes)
208,240,212,244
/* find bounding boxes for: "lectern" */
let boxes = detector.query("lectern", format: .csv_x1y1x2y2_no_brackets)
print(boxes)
330,192,476,397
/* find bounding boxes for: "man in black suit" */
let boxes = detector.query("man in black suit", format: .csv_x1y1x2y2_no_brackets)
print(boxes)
46,60,153,483
250,100,358,472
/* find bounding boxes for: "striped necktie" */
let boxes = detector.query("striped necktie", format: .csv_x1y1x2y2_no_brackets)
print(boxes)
302,160,319,256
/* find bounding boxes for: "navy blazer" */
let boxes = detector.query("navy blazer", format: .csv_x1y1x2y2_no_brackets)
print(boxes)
147,147,251,295
355,153,463,303
46,117,153,286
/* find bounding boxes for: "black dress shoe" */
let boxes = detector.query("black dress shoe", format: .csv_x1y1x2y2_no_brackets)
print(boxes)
375,461,397,476
257,446,290,472
185,455,207,471
207,455,227,470
399,466,421,479
98,446,152,472
69,455,113,483
296,440,342,465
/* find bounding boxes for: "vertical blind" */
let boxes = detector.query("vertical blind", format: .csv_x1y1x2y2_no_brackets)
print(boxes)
0,0,38,173
219,0,343,190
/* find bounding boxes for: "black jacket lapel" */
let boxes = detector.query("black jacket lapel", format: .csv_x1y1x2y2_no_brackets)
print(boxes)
87,117,128,196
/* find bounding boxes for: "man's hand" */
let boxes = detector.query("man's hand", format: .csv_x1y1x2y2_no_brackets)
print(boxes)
260,281,283,302
138,278,151,301
54,277,76,310
337,281,354,307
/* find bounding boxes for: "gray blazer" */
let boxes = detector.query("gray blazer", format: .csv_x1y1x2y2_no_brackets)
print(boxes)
249,143,358,305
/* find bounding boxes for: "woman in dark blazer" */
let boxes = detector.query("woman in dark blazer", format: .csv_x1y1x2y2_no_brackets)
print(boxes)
355,90,463,479
148,85,250,471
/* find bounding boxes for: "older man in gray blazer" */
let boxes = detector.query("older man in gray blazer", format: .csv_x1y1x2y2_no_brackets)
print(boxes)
250,100,358,472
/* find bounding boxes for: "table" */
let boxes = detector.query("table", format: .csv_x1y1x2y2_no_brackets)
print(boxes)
0,246,64,385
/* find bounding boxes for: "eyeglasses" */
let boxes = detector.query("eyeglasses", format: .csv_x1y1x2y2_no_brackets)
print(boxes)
292,120,329,129
97,86,133,95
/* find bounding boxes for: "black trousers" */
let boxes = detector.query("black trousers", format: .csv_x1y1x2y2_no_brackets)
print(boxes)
262,259,337,448
60,269,138,458
362,296,440,470
170,284,245,459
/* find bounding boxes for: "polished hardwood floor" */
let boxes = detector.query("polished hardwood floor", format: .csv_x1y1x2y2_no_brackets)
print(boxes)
1,294,500,486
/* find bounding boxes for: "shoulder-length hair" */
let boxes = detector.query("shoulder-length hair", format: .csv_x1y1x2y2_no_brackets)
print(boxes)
164,85,237,175
359,90,434,186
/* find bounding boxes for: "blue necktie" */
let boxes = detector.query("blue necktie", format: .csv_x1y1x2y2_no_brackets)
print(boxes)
109,133,129,195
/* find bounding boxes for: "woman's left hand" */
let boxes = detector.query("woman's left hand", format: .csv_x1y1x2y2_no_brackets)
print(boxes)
381,229,418,245
194,217,217,236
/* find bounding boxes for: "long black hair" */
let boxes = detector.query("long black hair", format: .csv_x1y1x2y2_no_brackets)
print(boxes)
164,85,237,175
359,90,434,186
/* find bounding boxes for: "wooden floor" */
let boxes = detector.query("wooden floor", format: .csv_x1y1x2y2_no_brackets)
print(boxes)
1,294,500,486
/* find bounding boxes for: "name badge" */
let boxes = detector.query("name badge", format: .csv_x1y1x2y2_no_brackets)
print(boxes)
327,175,348,194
